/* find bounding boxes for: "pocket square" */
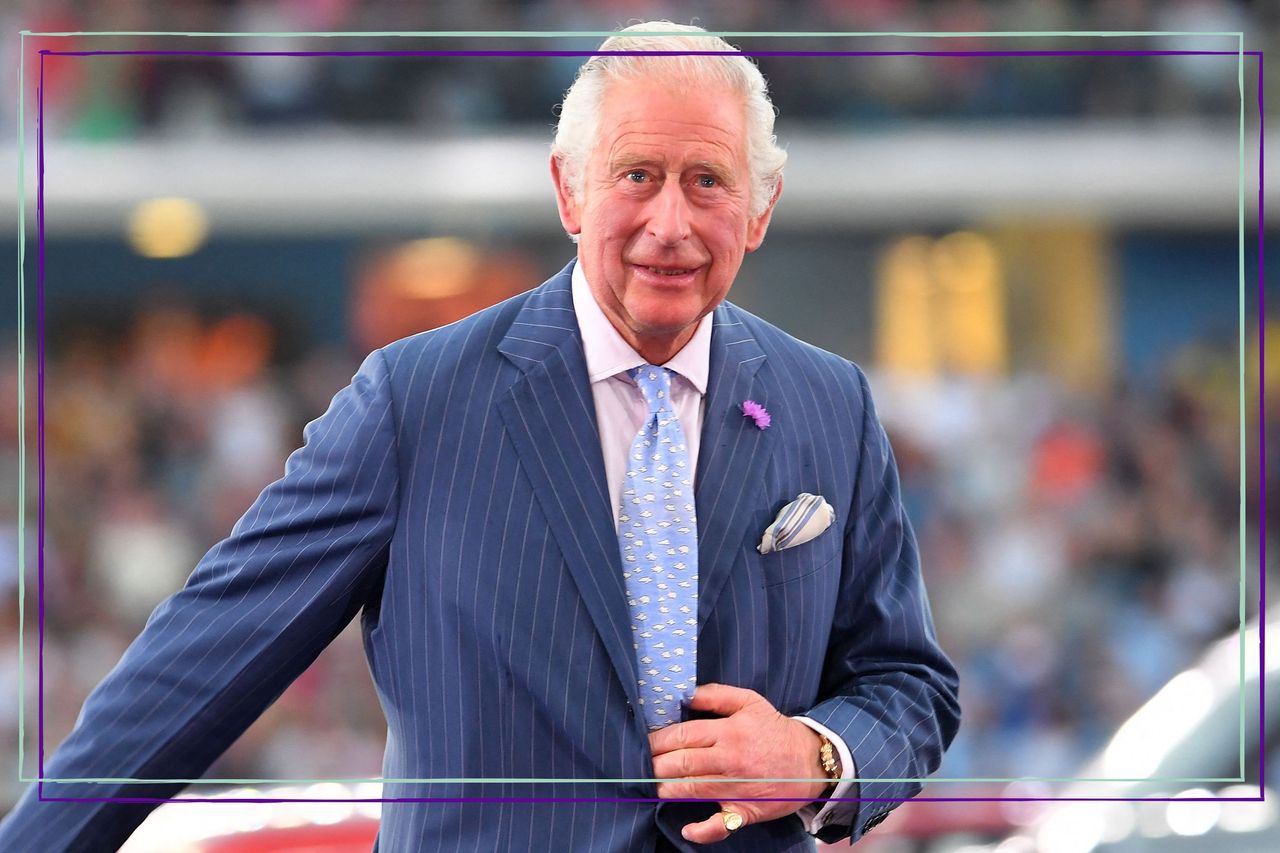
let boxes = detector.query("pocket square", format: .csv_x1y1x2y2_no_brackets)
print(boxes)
757,493,835,554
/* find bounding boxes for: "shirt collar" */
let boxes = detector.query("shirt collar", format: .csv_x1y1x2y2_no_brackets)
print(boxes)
571,259,711,395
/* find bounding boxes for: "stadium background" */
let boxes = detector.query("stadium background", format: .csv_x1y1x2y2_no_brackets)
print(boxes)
2,0,1277,848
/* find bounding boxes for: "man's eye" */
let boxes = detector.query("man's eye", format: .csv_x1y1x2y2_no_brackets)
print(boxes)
696,175,718,188
625,170,648,183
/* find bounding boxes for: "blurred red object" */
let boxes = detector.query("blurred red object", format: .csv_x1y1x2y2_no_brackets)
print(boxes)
351,238,535,352
199,818,379,853
1031,420,1104,503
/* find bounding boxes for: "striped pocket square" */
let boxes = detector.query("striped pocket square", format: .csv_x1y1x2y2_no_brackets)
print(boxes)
757,493,835,554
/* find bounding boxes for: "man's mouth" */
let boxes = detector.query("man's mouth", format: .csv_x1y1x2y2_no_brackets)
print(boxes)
631,263,703,281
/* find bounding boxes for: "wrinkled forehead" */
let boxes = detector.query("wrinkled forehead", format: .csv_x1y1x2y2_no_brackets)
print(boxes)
590,75,750,168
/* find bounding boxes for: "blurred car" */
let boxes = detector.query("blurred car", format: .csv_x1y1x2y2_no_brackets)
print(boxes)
120,783,381,853
962,612,1279,853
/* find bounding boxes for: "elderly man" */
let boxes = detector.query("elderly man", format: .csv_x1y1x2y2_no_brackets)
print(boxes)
1,22,958,852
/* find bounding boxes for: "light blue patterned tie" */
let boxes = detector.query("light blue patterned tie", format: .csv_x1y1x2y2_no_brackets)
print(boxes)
618,365,699,730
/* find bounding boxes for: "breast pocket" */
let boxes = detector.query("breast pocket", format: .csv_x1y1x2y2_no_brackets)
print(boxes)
758,526,843,588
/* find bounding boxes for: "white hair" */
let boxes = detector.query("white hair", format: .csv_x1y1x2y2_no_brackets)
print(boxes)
552,21,787,219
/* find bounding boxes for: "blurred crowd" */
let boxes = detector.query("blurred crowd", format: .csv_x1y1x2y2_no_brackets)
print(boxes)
875,346,1267,781
3,0,1272,141
1,276,1271,808
0,304,393,807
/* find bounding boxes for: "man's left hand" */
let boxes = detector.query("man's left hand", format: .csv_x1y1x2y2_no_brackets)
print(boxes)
649,683,829,845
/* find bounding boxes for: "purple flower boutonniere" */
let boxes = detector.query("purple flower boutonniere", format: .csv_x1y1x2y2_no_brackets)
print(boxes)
741,400,771,430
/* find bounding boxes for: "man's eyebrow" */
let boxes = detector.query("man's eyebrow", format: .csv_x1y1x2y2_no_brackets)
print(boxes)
607,155,736,184
608,154,663,172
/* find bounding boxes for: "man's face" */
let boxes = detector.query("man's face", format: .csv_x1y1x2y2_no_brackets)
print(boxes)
552,76,780,363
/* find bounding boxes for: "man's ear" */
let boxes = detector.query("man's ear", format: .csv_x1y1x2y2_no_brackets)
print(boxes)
744,176,783,253
550,154,582,237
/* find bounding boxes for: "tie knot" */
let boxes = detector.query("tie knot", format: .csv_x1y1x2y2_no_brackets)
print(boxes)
629,364,674,414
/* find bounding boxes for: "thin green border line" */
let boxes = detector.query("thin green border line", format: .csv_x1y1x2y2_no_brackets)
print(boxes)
20,29,1254,788
15,29,26,785
17,29,1249,39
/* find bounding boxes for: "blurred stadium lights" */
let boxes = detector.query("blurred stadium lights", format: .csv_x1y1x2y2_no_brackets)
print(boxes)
6,121,1260,235
1165,789,1221,837
1036,801,1108,853
1023,787,1280,851
126,197,209,258
876,235,937,374
931,231,1007,375
1216,785,1278,833
876,231,1007,378
1101,668,1217,779
387,237,480,300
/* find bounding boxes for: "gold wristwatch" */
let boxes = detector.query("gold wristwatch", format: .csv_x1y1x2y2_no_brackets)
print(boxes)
817,733,842,796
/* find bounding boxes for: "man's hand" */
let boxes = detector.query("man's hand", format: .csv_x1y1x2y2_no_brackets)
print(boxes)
649,683,829,845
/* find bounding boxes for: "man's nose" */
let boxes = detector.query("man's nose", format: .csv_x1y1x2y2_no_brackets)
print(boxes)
646,180,692,246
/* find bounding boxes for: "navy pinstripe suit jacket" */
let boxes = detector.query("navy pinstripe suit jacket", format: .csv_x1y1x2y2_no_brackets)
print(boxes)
2,261,959,852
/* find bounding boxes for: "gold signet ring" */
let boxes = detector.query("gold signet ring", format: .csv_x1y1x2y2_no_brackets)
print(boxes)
720,810,744,832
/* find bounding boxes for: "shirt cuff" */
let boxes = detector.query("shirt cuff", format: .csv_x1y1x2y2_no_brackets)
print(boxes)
791,715,857,835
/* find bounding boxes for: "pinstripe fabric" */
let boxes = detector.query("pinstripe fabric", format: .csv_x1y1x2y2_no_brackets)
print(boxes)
0,260,958,852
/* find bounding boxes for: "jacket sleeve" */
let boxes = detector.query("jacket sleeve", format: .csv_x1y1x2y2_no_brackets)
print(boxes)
802,365,961,845
0,348,401,853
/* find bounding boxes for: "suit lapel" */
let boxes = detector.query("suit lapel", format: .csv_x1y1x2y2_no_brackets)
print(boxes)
694,303,773,624
495,267,644,716
494,275,773,717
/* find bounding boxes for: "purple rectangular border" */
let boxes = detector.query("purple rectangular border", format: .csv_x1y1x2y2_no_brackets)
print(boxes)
29,46,1266,807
